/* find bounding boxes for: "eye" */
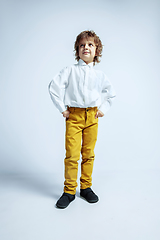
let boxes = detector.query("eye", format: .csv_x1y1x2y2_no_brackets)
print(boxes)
89,43,93,46
80,44,84,47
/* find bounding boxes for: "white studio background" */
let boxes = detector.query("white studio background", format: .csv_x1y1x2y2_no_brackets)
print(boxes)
1,1,160,240
0,0,160,175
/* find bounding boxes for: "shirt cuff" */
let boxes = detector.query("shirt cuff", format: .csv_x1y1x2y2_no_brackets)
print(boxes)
98,101,111,115
60,105,67,113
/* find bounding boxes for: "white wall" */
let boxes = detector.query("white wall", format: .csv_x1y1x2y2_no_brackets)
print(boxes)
0,0,160,174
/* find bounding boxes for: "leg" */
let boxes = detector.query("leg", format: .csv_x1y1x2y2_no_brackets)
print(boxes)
80,109,98,189
64,111,83,195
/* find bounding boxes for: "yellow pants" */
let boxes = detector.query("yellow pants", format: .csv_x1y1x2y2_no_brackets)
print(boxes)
64,106,98,194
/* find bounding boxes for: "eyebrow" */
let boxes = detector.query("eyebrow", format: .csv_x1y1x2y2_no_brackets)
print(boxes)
80,41,95,45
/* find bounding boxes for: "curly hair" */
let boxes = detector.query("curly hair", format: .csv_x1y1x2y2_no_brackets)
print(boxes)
74,30,103,65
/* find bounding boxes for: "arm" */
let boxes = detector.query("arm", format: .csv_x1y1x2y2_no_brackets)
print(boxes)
98,74,116,115
48,67,69,113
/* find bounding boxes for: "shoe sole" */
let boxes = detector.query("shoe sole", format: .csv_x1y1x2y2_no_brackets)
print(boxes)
56,198,75,209
56,203,69,209
80,195,99,203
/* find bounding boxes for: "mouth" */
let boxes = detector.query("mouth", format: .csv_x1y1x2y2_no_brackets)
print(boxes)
83,52,90,55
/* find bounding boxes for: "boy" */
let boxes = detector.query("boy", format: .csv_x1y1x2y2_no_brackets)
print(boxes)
49,30,116,209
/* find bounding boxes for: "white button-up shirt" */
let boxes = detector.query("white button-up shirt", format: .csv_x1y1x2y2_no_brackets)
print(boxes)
48,59,116,114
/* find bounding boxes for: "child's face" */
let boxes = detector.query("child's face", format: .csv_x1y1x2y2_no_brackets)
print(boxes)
78,37,97,64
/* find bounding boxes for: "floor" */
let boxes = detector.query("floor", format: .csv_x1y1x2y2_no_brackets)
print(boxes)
0,169,160,240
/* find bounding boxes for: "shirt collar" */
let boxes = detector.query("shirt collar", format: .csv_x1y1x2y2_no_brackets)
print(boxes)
78,59,94,68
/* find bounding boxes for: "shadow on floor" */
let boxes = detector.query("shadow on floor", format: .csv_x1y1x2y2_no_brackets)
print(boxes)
0,172,61,199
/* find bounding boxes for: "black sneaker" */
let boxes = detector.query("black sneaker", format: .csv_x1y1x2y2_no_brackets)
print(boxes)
80,188,99,203
56,192,75,209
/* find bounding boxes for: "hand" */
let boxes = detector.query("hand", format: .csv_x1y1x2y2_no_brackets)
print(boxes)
95,110,104,119
62,110,70,118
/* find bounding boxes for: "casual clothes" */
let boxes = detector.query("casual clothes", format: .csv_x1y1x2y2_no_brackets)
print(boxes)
48,59,116,194
48,59,116,114
64,106,98,194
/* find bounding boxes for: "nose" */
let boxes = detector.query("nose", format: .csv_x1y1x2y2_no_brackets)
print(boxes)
84,44,89,49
